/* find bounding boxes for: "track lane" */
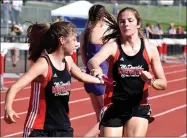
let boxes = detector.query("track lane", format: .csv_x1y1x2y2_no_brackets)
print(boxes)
147,106,186,136
1,64,186,136
1,88,185,136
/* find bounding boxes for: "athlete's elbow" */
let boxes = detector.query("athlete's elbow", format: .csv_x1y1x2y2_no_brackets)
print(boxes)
160,79,167,90
153,79,167,90
163,80,167,90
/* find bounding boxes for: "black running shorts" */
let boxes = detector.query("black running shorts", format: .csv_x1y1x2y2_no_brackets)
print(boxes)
100,103,151,127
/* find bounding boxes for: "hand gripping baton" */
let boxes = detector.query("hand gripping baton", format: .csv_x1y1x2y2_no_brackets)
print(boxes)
97,75,117,86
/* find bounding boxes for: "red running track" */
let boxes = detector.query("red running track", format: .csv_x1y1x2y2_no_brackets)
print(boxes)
0,63,186,137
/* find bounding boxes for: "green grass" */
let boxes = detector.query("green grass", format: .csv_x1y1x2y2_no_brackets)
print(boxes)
25,1,186,31
103,3,186,31
25,1,63,10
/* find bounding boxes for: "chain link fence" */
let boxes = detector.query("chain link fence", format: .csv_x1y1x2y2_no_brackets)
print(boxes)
1,2,186,34
1,4,52,35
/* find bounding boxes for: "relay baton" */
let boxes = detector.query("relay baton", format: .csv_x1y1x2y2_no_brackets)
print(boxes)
97,75,117,86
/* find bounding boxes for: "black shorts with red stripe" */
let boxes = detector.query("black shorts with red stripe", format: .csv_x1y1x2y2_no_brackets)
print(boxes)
100,103,152,127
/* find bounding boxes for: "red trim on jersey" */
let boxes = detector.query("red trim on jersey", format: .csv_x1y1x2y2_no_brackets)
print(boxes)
143,40,151,65
24,54,53,135
40,54,53,88
23,82,42,136
23,82,34,133
143,83,149,91
142,39,151,105
104,44,120,106
42,65,52,88
32,87,46,129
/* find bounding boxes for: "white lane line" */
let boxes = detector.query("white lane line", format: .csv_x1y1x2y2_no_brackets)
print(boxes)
149,88,186,100
163,64,185,69
153,104,186,118
2,104,186,137
167,77,186,83
165,69,186,75
1,97,30,104
1,88,186,119
180,133,187,137
3,67,186,85
69,98,90,104
1,77,186,104
1,86,84,94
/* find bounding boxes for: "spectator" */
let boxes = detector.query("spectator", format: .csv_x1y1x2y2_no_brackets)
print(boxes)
1,0,11,24
9,24,23,67
153,23,164,35
144,23,154,38
112,0,118,17
168,23,176,35
11,0,23,25
176,26,184,34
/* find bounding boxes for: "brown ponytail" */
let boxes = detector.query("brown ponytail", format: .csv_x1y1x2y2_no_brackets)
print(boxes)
27,21,77,62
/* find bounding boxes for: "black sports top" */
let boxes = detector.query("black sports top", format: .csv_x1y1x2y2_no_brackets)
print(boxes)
24,54,72,137
105,38,151,106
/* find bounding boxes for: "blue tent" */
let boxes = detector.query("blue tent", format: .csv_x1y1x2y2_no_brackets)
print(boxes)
51,1,93,35
64,17,86,35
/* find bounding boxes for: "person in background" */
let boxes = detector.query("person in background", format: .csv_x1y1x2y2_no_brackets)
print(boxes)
87,7,167,137
112,0,118,17
176,26,184,34
11,0,23,25
1,0,11,24
80,4,109,137
143,23,154,38
4,21,105,137
9,24,23,67
168,23,176,35
153,23,164,35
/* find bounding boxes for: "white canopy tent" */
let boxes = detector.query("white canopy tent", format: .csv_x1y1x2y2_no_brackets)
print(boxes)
51,1,93,19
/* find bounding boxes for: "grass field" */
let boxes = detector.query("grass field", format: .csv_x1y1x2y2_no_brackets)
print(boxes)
24,1,186,32
97,2,186,31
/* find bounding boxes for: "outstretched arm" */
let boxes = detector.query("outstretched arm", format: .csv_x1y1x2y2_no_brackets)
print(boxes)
65,56,103,84
87,41,117,76
4,58,48,123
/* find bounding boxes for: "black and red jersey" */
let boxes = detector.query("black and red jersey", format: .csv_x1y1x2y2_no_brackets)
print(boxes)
104,38,151,106
23,54,72,137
